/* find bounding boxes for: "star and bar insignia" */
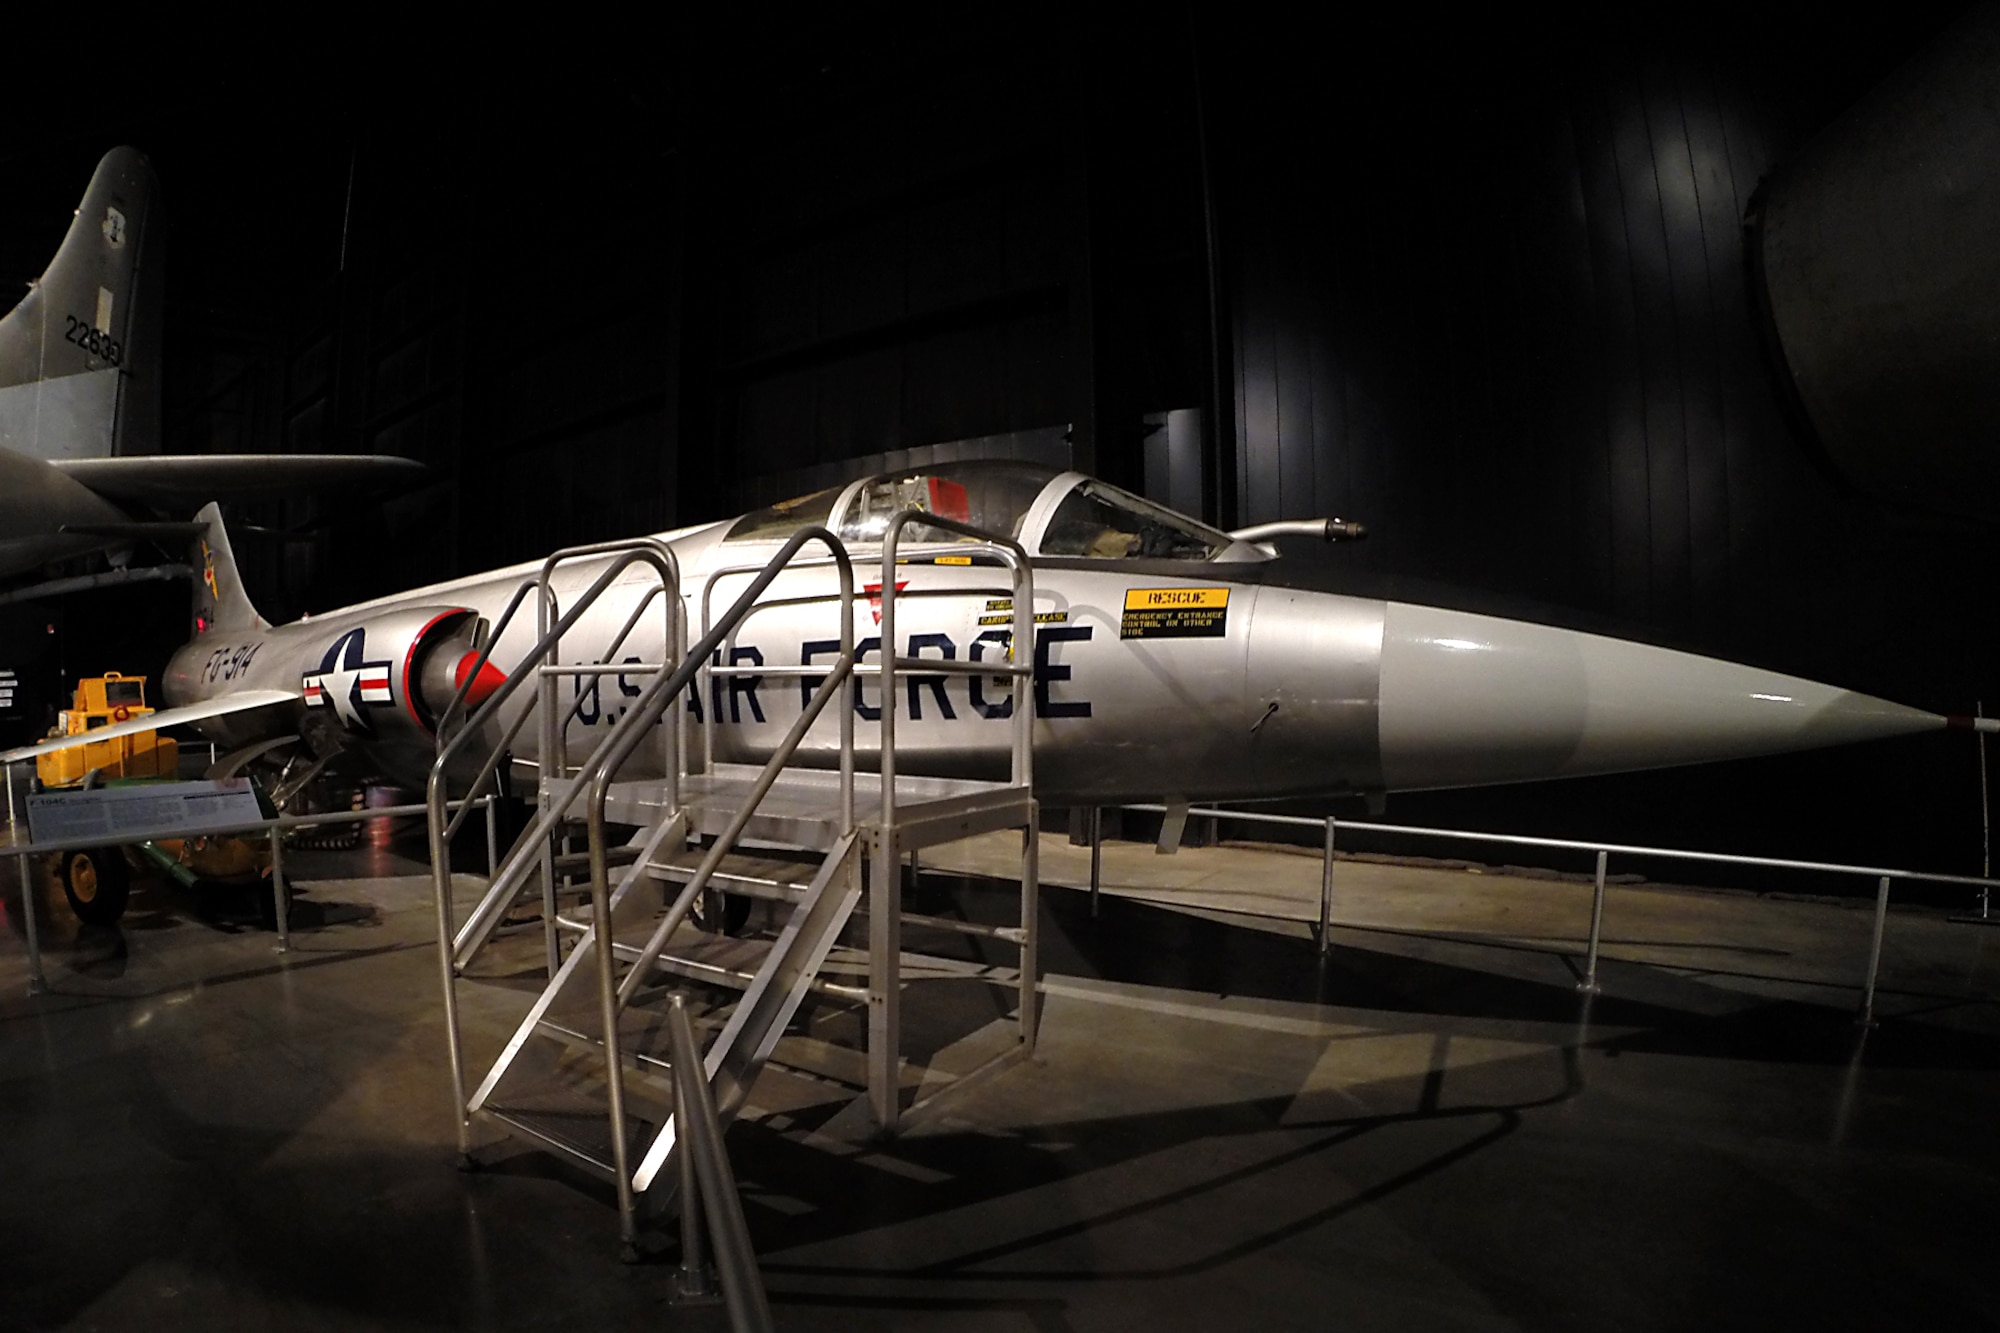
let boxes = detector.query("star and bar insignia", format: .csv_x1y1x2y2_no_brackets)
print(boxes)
302,628,394,730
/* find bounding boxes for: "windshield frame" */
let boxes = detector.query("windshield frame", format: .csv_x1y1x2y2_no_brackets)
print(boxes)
720,461,1254,563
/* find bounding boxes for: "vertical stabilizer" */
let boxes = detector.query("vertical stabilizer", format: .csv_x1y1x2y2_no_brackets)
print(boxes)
192,502,267,635
0,147,163,461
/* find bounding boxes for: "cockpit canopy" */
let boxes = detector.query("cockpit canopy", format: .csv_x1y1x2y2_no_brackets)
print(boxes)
723,461,1263,562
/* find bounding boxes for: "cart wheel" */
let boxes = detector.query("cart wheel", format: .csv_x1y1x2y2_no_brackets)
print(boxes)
59,848,131,925
256,875,297,931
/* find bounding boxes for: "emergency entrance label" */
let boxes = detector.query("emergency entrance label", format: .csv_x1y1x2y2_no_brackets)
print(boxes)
1121,587,1229,639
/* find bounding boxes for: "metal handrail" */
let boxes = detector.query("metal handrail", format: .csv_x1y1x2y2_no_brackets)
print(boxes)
436,543,682,964
435,577,550,846
877,514,1035,837
1121,802,2000,891
434,576,546,751
694,543,1026,776
571,523,853,1235
549,584,672,741
1109,801,2000,1020
592,526,857,1005
3,781,497,989
666,992,774,1330
611,662,857,1009
428,538,683,1163
537,536,683,812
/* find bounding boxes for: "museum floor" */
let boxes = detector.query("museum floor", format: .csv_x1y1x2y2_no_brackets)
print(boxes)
4,812,1998,1331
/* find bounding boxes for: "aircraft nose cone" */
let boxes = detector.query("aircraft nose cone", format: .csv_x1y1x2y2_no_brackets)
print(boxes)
1376,603,1940,791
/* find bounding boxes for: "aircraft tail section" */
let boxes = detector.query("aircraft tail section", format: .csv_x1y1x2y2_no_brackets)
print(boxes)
192,502,267,636
0,147,163,462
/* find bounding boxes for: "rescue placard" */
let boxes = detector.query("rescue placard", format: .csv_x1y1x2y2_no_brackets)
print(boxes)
1121,587,1229,639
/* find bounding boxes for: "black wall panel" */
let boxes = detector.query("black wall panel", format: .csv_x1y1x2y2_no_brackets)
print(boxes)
1209,14,1995,870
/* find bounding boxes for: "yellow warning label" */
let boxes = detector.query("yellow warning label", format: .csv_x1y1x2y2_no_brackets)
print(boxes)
1121,587,1229,639
978,611,1069,626
933,555,973,565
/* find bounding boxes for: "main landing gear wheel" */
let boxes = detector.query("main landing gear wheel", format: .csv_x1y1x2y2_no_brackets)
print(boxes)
59,847,131,926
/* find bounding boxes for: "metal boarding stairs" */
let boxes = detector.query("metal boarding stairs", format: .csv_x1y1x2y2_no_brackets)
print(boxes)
425,514,1041,1255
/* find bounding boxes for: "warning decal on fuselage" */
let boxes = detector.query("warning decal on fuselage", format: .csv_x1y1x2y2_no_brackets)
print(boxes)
979,597,1067,627
1121,587,1229,639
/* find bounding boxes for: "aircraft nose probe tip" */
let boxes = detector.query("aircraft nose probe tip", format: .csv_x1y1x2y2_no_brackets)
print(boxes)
1945,714,2000,733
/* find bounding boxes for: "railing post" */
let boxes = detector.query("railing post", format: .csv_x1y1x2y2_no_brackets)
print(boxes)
675,1107,717,1303
1089,806,1103,918
484,793,500,877
590,821,638,1255
1859,874,1891,1026
7,761,44,995
540,809,561,978
867,831,902,1132
1579,849,1608,994
1020,806,1041,1049
1318,817,1336,956
1980,700,1991,920
270,826,290,954
429,789,472,1161
667,993,774,1330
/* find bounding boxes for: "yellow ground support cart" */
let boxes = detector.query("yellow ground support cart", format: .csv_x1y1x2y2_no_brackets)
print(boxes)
36,673,178,787
34,675,270,925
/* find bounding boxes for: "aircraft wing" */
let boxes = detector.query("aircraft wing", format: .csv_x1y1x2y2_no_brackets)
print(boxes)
0,689,296,764
48,454,427,504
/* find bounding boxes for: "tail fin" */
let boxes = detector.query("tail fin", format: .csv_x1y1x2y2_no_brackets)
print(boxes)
192,502,267,636
0,146,163,462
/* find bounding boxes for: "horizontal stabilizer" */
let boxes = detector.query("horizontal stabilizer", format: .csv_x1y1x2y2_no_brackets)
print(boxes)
57,521,209,541
50,454,428,503
0,689,295,765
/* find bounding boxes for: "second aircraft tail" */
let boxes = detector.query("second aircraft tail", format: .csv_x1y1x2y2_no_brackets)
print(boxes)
0,147,163,462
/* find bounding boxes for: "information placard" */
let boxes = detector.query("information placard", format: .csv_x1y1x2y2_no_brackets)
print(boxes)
25,779,266,846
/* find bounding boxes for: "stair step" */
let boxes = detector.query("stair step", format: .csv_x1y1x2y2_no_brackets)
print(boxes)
645,847,826,904
468,821,879,1200
548,845,643,874
478,1093,656,1183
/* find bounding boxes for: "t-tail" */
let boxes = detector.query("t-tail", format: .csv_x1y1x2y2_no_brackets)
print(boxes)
191,501,267,637
0,147,162,462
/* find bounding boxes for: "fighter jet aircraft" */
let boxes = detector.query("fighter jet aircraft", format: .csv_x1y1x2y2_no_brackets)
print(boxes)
0,146,422,598
5,459,1986,806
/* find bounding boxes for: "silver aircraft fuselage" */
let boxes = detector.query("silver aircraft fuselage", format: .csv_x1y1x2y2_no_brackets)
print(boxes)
162,463,1948,803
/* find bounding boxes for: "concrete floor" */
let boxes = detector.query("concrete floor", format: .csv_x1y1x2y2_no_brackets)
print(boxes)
4,816,1999,1331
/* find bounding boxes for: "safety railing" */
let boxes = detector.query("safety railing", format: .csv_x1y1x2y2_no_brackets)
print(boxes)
537,537,685,813
693,516,1036,800
876,511,1035,819
432,539,682,975
1102,803,2000,1025
3,772,499,994
591,524,859,995
427,537,683,1166
513,523,854,1244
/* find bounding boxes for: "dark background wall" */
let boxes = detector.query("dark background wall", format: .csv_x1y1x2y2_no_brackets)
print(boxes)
0,7,1990,880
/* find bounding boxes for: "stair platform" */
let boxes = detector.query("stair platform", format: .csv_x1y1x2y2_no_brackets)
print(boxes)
600,764,1033,854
